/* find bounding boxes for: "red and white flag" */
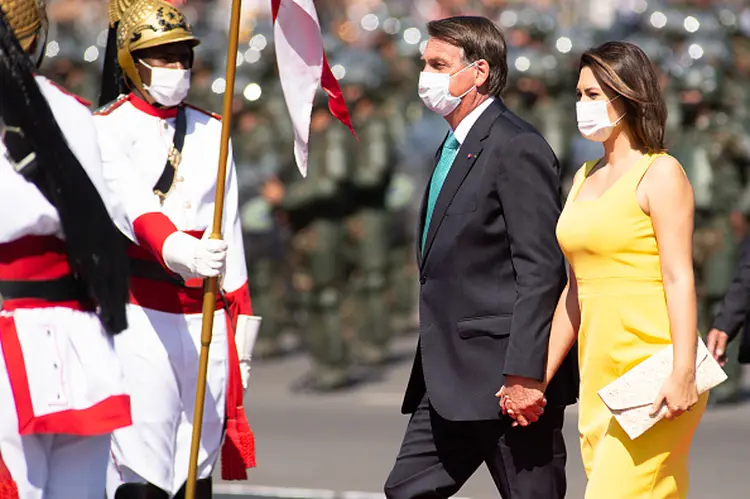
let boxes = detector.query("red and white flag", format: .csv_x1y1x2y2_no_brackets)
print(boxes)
271,0,356,177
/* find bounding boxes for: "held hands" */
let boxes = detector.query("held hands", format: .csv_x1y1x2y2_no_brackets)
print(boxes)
162,230,228,280
650,369,699,420
496,375,547,427
707,328,730,367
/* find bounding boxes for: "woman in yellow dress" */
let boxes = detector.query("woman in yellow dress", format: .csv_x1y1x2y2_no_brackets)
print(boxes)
544,42,707,498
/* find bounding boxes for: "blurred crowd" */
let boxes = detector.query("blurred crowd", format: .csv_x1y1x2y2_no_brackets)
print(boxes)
40,0,750,397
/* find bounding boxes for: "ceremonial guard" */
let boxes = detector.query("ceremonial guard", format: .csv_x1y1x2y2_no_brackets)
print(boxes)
93,0,258,497
0,0,132,496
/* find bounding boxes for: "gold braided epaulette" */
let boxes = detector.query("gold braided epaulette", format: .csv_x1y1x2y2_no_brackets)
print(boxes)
94,94,129,116
184,102,221,121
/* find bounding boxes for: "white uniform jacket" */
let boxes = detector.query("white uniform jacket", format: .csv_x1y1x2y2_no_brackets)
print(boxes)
0,76,131,437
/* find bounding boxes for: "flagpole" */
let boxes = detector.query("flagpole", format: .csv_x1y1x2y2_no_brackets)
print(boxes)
185,0,244,496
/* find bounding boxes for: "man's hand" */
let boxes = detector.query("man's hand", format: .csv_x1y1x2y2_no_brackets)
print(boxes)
496,375,547,427
707,328,730,367
262,177,285,206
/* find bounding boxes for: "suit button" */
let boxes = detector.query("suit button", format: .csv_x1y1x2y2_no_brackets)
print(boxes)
420,277,427,285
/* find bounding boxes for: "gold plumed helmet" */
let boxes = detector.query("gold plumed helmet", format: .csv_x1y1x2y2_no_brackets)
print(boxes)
116,0,199,91
108,0,137,28
0,0,47,53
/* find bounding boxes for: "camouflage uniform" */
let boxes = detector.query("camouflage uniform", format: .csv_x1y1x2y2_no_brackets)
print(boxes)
235,105,291,358
343,88,397,365
278,106,353,390
709,66,750,403
674,65,745,404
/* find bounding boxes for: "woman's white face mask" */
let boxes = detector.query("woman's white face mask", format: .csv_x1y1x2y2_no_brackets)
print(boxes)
139,60,191,107
576,95,625,142
418,62,477,116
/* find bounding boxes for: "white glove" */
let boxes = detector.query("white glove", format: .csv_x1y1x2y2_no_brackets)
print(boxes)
161,230,228,281
235,315,261,391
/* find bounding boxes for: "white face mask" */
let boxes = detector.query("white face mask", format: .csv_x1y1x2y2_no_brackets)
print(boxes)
139,60,191,107
576,96,625,142
418,62,477,116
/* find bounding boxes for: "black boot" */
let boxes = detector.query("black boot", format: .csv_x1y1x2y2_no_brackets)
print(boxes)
173,477,212,499
114,483,169,499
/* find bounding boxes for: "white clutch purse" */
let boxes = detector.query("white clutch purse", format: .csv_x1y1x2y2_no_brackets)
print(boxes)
597,338,727,440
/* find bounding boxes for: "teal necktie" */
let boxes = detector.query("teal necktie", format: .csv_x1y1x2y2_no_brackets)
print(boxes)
422,132,460,253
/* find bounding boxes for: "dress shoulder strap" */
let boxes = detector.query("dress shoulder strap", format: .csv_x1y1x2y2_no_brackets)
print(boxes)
568,159,600,202
629,152,670,190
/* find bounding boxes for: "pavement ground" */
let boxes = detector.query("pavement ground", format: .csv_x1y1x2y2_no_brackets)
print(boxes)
214,334,750,499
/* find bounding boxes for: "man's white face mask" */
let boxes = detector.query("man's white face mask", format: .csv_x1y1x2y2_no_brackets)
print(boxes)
139,60,191,107
418,62,477,116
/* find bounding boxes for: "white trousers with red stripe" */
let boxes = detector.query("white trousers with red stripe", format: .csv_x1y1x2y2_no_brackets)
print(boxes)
106,305,228,497
0,307,129,499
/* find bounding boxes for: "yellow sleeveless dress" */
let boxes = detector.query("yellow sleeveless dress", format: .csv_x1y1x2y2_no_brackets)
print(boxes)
556,153,708,499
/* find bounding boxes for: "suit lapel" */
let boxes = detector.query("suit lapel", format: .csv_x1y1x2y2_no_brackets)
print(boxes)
419,100,507,269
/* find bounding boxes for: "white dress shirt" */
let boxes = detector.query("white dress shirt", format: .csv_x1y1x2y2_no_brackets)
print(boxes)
453,96,496,144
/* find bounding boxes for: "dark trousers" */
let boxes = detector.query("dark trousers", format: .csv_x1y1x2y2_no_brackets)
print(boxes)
384,396,567,499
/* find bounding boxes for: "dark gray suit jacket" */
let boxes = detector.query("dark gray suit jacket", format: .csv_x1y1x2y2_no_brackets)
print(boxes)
712,235,750,364
402,99,579,421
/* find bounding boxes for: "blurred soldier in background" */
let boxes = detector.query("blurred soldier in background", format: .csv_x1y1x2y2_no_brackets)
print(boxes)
506,46,570,179
674,61,744,406
704,34,750,405
188,59,220,112
235,103,292,358
269,99,354,391
385,164,419,336
339,52,397,366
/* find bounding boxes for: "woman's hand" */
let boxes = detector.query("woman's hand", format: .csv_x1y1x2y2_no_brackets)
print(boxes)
650,369,699,420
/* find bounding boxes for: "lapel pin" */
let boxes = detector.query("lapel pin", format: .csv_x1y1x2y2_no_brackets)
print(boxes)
467,153,474,159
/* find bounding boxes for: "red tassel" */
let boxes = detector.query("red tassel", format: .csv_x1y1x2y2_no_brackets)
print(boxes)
0,452,18,499
221,413,256,480
0,483,19,499
222,300,256,480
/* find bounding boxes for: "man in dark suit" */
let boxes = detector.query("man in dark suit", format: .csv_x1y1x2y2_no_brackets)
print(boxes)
707,235,750,367
383,16,578,499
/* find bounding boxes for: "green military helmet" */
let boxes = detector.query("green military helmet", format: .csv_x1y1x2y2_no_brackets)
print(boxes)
385,171,417,212
330,47,389,107
240,196,274,234
391,18,423,58
711,2,744,35
670,4,732,70
192,29,222,65
623,32,671,67
496,4,556,44
242,20,275,73
350,4,393,45
676,59,723,101
506,45,565,91
330,47,387,87
639,2,693,40
45,35,91,65
550,23,596,58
